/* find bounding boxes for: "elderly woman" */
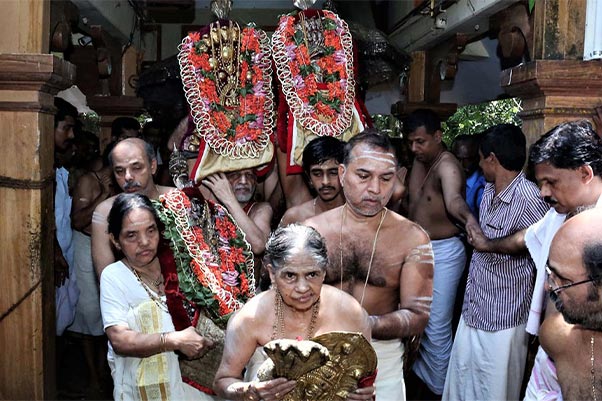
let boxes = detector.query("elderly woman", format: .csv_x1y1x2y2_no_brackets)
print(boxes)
214,224,375,401
100,193,214,401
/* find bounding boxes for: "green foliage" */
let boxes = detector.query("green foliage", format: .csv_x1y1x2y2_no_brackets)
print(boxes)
442,98,522,145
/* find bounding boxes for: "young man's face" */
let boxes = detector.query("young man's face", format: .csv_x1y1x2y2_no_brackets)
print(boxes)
407,126,442,163
308,159,342,202
54,116,76,153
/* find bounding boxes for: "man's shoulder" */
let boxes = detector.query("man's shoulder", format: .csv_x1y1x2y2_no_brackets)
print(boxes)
281,200,313,224
95,194,117,215
303,206,342,227
387,210,430,243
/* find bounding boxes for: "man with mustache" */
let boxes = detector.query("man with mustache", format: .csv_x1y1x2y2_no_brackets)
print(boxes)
404,109,479,399
467,120,602,399
442,124,548,400
91,138,172,277
280,136,346,225
304,129,434,401
538,208,602,400
203,168,272,282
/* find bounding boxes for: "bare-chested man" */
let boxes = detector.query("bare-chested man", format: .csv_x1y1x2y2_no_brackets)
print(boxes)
280,136,345,226
540,208,602,400
91,138,172,276
404,109,479,397
304,129,434,401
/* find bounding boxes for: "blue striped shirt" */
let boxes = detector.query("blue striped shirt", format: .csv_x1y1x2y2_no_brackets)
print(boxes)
462,172,549,331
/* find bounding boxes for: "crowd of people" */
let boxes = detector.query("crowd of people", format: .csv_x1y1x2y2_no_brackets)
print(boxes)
52,96,602,401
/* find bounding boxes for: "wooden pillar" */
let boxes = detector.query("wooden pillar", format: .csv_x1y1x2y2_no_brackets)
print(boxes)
0,1,75,399
501,0,600,145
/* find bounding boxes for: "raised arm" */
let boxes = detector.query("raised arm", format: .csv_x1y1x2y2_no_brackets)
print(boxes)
276,146,311,209
91,199,117,277
370,228,434,339
203,173,272,254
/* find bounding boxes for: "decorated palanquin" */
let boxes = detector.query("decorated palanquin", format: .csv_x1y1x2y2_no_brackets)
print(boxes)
258,332,377,401
178,18,275,183
272,8,372,174
154,184,256,394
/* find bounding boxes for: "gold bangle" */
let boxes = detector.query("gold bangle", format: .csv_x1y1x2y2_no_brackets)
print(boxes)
159,332,166,353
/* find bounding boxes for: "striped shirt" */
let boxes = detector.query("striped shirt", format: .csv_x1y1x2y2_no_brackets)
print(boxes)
462,172,549,331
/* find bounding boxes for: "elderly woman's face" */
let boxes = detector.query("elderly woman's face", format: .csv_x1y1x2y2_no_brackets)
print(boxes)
270,250,325,311
116,208,160,268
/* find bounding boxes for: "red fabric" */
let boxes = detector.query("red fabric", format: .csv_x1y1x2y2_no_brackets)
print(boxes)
359,369,377,400
182,377,217,396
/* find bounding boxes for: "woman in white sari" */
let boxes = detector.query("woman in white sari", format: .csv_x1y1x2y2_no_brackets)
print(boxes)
100,193,214,401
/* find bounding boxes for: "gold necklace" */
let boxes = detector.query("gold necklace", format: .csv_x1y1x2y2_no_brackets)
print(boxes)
592,335,598,401
125,261,168,312
271,290,320,341
338,204,388,306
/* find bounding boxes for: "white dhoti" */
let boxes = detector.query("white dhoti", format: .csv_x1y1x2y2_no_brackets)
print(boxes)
372,338,405,401
69,230,104,336
412,236,466,394
442,316,528,401
523,347,563,401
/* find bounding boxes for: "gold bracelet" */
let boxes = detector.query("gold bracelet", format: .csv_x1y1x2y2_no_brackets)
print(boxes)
159,332,166,353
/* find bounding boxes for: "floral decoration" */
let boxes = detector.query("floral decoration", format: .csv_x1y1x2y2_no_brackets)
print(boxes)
272,10,356,137
155,189,255,328
178,22,274,159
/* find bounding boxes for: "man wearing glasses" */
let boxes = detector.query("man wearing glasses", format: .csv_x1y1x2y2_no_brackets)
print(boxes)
539,208,602,400
467,119,602,399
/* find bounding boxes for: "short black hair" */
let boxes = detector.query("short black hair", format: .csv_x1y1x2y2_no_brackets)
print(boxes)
54,97,78,128
403,108,441,136
529,120,602,176
302,136,345,174
480,124,526,171
107,193,159,239
343,128,396,166
111,117,141,140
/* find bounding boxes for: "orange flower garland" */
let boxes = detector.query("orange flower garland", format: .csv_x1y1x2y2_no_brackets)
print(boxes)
178,22,274,159
272,10,356,137
155,189,255,326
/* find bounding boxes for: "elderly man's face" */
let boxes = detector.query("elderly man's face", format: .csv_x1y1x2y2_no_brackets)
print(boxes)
111,141,156,195
226,169,257,203
548,235,602,329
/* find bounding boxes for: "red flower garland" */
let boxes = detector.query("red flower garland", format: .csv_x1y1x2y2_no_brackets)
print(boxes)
179,22,274,159
272,10,356,137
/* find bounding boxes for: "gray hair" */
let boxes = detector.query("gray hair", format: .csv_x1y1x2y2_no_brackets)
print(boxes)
264,224,328,271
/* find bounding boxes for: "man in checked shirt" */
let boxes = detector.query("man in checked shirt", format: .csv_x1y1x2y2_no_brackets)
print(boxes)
442,124,549,401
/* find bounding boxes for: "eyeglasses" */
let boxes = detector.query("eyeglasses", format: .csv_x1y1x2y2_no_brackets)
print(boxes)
545,264,597,294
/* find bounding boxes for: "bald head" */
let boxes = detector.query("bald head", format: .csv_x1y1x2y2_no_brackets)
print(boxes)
109,138,155,167
549,208,602,329
552,208,602,262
